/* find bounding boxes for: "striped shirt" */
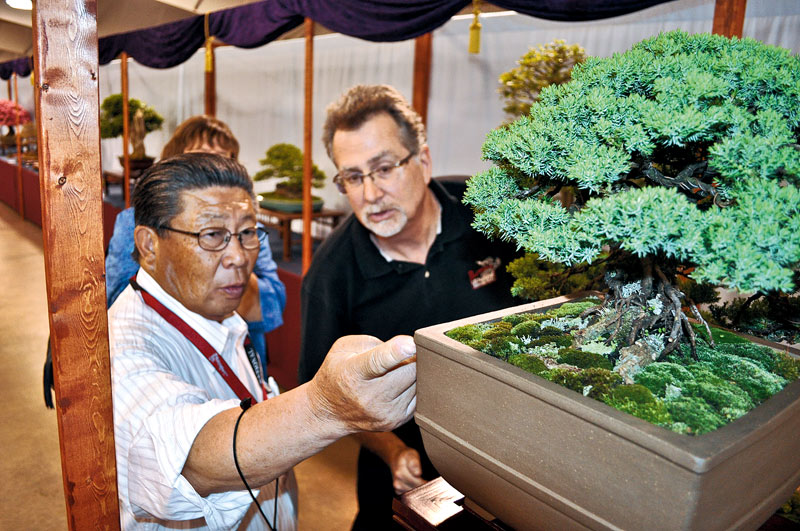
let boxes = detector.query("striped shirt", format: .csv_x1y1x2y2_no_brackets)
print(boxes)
109,268,296,530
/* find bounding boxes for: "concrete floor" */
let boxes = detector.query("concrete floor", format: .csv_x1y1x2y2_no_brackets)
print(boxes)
0,201,358,530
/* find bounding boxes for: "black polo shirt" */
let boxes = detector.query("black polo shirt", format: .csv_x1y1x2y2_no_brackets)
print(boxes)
298,179,520,384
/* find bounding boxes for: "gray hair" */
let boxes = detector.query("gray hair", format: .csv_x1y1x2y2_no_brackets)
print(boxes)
322,84,426,163
131,152,254,262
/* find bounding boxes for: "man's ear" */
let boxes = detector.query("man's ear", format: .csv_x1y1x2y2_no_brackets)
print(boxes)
418,144,433,184
134,226,159,273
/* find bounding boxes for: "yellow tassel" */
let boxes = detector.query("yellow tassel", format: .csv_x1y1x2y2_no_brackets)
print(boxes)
205,36,214,73
468,0,481,54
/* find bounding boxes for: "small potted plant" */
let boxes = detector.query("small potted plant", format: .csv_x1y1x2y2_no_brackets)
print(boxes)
99,94,163,171
253,142,326,213
415,30,800,530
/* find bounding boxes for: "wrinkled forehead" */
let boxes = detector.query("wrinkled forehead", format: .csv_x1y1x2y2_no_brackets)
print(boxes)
176,187,257,226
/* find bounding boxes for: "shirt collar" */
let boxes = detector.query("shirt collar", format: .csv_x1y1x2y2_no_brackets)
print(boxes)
135,268,248,355
353,179,469,279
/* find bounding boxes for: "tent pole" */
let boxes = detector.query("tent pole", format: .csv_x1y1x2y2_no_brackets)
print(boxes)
712,0,747,37
412,33,432,127
13,72,23,218
302,17,314,274
6,78,10,99
204,14,216,117
32,0,120,528
121,51,131,208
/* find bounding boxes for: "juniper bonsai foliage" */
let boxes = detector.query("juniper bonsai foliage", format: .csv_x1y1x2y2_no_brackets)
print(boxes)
465,31,800,362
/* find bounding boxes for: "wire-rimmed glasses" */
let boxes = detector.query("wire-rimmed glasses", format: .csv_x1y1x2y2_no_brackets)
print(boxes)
160,226,266,251
333,152,415,194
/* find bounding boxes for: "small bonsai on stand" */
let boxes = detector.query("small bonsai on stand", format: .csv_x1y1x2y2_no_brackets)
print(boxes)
465,30,800,373
99,94,163,170
253,143,326,211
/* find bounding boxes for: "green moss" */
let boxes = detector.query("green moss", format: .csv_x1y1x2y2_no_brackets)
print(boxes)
691,323,751,345
508,354,548,375
683,368,754,420
609,384,656,405
558,348,613,370
634,362,695,397
445,324,486,343
530,334,573,348
480,336,524,360
666,397,726,435
546,367,622,399
774,352,800,381
482,321,514,339
502,313,534,326
548,301,599,318
511,320,542,338
538,326,565,336
603,386,673,425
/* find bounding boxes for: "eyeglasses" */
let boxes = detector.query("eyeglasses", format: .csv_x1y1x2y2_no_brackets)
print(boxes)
160,226,266,251
333,152,415,194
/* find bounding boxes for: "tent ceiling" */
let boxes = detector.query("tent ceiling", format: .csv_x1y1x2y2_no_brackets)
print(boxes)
0,1,508,66
0,0,267,63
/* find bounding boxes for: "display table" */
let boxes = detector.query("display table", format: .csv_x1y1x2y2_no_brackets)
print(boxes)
392,477,798,530
257,206,346,262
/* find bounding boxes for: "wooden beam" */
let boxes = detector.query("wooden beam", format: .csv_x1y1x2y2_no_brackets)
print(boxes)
302,17,314,275
412,33,433,127
121,52,131,208
32,0,120,528
13,72,23,218
712,0,747,38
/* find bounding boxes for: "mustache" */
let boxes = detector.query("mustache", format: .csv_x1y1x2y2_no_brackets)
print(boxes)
364,204,394,215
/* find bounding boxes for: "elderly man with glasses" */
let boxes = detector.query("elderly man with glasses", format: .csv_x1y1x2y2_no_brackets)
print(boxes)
297,85,519,529
109,153,418,530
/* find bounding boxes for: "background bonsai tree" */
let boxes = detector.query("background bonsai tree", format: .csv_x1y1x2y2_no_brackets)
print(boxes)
465,30,800,367
253,143,326,200
498,39,586,121
99,94,163,160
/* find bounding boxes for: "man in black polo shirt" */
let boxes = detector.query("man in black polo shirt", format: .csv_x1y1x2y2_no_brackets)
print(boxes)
298,84,519,529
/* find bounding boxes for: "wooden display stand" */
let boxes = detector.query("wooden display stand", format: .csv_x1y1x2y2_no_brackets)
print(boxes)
257,206,345,262
392,478,798,531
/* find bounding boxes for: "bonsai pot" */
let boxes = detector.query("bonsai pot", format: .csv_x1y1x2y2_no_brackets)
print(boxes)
414,293,800,530
117,155,154,173
259,194,323,213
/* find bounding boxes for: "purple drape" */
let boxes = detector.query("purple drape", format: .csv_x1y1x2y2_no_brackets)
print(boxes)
1,0,675,77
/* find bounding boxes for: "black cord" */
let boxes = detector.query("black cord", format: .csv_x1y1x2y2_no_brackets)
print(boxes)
233,397,279,531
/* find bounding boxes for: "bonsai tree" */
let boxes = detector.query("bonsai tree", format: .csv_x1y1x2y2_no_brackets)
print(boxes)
465,30,800,370
99,94,163,160
498,39,586,121
253,143,326,200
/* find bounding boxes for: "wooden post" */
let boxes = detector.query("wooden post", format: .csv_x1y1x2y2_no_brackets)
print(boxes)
712,0,747,37
13,72,24,217
32,0,120,528
121,51,131,208
204,41,216,117
6,78,11,99
302,17,314,274
412,33,433,127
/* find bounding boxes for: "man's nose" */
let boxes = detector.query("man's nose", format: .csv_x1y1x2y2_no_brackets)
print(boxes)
222,235,249,267
362,175,384,203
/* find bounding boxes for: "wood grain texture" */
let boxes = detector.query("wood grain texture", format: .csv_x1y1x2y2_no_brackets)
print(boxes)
413,33,432,127
302,17,314,275
712,0,747,37
121,52,130,208
32,1,120,529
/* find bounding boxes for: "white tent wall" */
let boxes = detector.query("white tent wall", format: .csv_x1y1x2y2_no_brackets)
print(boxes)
94,0,800,217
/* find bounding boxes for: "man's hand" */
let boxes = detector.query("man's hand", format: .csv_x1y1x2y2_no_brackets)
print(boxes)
308,335,417,434
389,445,425,495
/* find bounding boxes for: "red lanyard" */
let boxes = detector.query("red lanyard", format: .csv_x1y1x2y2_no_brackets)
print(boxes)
130,276,267,403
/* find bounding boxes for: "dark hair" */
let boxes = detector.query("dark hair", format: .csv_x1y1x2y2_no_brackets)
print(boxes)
131,153,254,261
322,84,425,163
160,115,240,160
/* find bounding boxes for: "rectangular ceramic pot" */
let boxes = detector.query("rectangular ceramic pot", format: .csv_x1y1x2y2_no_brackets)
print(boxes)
414,293,800,530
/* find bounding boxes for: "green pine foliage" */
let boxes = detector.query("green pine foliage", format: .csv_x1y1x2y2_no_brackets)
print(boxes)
465,30,800,295
253,143,326,197
99,94,163,139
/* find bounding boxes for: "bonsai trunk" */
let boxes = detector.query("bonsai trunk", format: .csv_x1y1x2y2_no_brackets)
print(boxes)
578,255,715,362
